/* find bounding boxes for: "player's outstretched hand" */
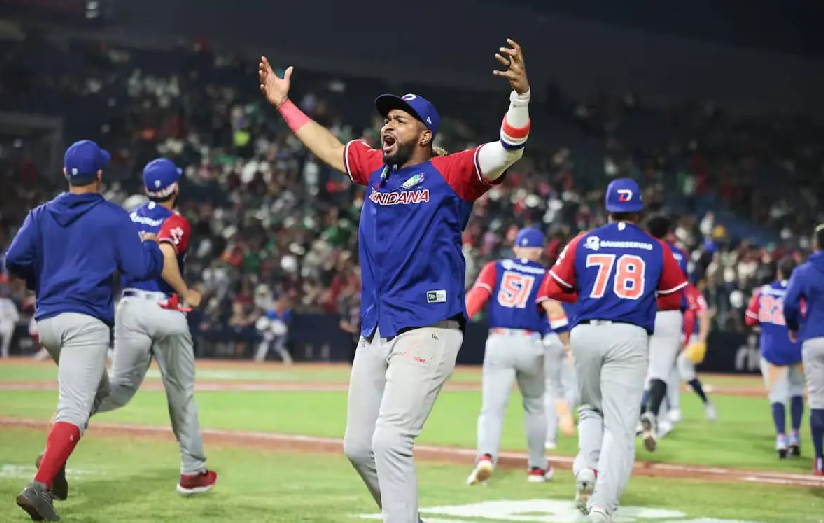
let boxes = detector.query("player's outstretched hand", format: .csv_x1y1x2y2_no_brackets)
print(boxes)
184,289,202,308
493,38,529,94
259,56,292,108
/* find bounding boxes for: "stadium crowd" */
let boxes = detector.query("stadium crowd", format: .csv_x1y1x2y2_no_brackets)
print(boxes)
2,33,824,355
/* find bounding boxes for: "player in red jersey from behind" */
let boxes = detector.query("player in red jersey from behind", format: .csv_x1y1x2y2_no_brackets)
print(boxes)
539,178,687,523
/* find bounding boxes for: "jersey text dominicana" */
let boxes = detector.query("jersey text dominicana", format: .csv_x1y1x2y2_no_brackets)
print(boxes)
344,139,501,338
541,222,687,333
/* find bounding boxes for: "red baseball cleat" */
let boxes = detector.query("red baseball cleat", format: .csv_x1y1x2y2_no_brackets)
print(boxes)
176,470,218,495
814,458,823,477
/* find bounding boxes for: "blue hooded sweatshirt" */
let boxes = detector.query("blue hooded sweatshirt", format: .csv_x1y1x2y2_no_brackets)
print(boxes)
783,251,824,343
3,192,164,326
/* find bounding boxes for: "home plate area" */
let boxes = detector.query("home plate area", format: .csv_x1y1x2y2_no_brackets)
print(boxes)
357,500,762,523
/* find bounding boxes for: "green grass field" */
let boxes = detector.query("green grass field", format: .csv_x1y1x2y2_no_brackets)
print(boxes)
0,359,822,522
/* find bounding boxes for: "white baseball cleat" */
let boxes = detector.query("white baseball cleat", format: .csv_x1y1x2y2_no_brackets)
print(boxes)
589,506,612,523
704,402,718,422
575,468,596,515
639,413,657,452
466,456,494,486
527,467,554,483
544,440,557,450
657,419,674,439
667,408,682,424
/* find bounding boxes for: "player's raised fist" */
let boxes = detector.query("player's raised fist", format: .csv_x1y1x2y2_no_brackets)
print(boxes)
492,38,529,95
259,56,292,108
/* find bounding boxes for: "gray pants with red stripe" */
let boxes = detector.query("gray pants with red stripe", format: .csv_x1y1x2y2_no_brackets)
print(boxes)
476,330,547,469
571,321,649,516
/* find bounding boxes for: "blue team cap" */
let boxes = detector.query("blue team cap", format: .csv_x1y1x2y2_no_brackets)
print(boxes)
375,93,441,136
514,227,545,248
605,177,643,213
64,140,110,183
143,158,182,198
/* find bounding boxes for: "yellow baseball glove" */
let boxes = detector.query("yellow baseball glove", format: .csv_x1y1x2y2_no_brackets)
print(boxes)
684,341,707,364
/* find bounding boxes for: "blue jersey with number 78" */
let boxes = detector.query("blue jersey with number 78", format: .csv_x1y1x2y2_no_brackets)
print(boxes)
545,222,687,333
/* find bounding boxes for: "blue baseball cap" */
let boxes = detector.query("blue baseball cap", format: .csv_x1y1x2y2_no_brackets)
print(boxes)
605,178,644,213
375,93,441,136
514,227,545,248
64,140,110,183
143,158,182,198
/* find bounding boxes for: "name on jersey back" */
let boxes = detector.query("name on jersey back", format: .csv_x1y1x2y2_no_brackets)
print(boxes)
584,236,653,251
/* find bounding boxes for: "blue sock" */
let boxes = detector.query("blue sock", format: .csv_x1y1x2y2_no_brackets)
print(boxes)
688,378,709,404
790,395,804,433
772,402,787,436
810,408,824,459
640,389,650,414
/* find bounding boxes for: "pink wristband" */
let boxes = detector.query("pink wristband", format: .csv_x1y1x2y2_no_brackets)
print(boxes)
277,99,311,133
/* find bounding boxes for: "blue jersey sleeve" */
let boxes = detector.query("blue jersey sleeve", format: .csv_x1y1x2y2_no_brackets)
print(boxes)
3,210,39,289
783,268,804,332
115,210,164,281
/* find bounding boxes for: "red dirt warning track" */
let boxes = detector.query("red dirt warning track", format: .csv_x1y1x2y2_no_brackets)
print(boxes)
1,417,821,488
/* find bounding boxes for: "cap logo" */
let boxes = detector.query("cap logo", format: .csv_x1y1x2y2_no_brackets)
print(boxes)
71,168,78,175
617,189,633,202
426,117,432,124
402,94,416,101
154,180,161,188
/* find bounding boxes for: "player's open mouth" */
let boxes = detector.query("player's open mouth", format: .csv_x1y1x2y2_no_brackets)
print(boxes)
382,135,397,154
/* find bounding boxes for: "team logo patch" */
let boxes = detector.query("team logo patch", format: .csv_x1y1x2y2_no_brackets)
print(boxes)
617,188,633,202
401,174,425,189
584,236,600,251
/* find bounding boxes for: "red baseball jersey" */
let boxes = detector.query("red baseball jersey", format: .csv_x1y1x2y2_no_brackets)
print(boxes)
125,202,190,294
681,283,708,344
539,222,687,333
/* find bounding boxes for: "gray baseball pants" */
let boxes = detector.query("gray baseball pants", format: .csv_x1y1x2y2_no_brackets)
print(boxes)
37,313,111,434
803,338,824,409
476,330,547,469
343,320,462,523
93,292,207,475
544,333,579,444
571,321,649,516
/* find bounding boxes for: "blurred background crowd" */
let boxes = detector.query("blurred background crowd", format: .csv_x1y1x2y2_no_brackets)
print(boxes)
1,0,822,359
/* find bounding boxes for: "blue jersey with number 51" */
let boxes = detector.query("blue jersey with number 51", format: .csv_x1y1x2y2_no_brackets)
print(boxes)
485,258,548,332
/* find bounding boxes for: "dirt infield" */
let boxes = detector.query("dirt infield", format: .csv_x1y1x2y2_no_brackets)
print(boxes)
3,359,807,487
2,416,821,488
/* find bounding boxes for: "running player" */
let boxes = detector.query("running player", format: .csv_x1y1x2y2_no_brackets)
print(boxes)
657,282,712,439
638,214,688,452
5,140,164,520
260,39,532,522
783,226,824,476
91,158,216,495
746,257,803,458
464,227,562,485
539,178,687,523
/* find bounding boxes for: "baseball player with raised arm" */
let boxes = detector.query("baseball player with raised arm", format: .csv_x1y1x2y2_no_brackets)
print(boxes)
90,158,217,495
544,302,578,450
538,178,687,523
463,227,568,485
260,39,531,522
4,140,164,520
656,282,712,439
783,225,824,476
746,257,804,459
637,214,688,453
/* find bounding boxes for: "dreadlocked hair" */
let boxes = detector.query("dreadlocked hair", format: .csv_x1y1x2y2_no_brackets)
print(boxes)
432,146,448,157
